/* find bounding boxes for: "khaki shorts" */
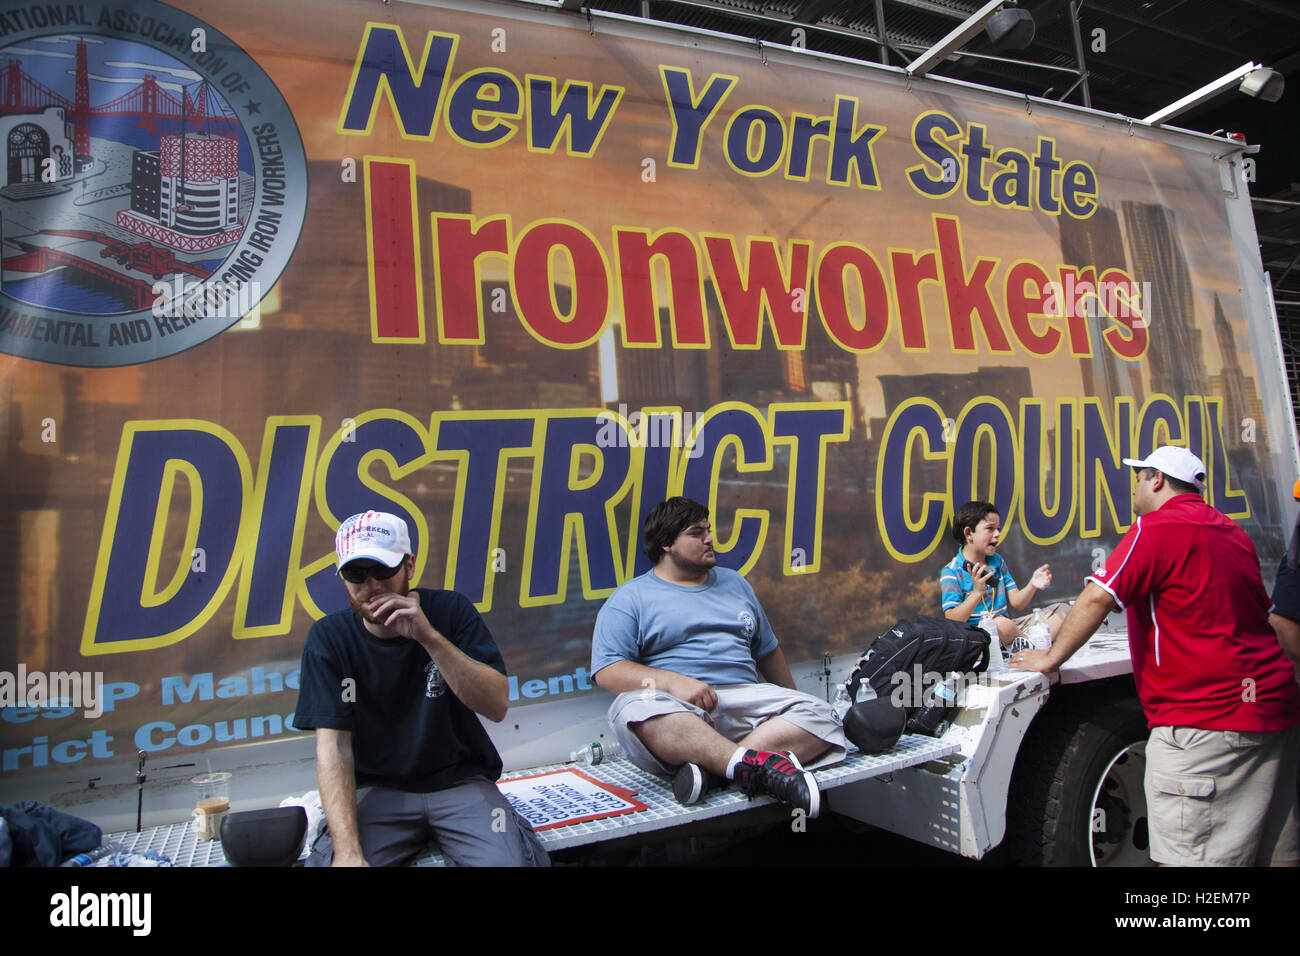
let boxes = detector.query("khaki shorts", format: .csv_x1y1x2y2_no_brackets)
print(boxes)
607,683,847,776
1144,724,1299,866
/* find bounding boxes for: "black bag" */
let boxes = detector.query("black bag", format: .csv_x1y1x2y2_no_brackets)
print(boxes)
0,801,102,866
841,616,992,753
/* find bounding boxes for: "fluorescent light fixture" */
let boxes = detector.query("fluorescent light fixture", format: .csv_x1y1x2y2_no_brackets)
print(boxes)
1239,67,1284,102
907,0,1007,79
1144,62,1278,125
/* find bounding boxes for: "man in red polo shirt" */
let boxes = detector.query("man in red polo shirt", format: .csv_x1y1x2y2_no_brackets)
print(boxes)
1012,446,1300,866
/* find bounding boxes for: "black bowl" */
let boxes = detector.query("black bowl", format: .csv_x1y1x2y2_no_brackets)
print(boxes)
219,807,307,867
843,696,907,754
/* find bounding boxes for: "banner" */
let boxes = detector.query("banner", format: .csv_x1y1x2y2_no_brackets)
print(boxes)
0,0,1289,779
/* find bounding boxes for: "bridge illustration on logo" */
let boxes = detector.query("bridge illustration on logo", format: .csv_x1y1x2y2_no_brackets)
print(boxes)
0,0,305,366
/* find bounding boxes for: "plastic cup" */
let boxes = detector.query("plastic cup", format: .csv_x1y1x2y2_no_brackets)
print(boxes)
192,771,232,805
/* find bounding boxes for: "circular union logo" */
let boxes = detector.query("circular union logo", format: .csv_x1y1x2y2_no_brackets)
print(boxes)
0,0,306,366
737,609,756,639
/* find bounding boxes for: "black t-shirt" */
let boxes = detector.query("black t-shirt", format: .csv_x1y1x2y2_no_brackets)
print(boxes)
293,588,506,792
1274,513,1300,621
1273,556,1300,621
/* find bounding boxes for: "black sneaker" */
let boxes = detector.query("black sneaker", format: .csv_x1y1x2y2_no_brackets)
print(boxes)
672,762,726,805
734,750,820,818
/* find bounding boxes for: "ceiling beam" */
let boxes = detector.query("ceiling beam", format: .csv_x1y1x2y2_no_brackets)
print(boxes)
652,0,888,49
886,0,976,19
1084,1,1258,62
895,41,1079,75
944,9,1232,103
874,0,890,65
1233,0,1300,25
1066,0,1091,107
795,0,841,25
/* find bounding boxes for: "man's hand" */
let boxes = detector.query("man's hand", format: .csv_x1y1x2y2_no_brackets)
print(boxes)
1009,581,1116,674
1029,564,1052,590
331,849,370,867
592,661,718,710
665,674,717,712
1008,647,1055,673
361,593,508,721
365,592,436,643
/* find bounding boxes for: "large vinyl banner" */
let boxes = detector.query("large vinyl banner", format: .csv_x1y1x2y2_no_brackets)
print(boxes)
0,0,1291,779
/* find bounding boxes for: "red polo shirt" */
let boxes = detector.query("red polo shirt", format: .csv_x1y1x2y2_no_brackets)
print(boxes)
1087,493,1300,731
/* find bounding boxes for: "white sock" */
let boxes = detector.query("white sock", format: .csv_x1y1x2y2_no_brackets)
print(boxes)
724,747,749,780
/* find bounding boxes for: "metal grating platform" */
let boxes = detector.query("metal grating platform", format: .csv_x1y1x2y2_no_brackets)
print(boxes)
413,735,959,865
108,735,958,867
104,824,230,867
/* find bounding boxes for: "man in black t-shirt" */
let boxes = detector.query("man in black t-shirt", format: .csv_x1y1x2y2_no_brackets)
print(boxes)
294,511,547,867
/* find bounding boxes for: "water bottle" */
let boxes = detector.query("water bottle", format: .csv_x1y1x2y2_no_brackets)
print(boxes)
855,680,878,703
981,611,1006,673
1025,608,1051,651
60,844,118,867
570,739,625,765
907,672,960,737
831,682,854,721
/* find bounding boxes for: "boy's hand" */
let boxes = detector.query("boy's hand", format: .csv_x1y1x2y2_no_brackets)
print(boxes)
970,563,995,594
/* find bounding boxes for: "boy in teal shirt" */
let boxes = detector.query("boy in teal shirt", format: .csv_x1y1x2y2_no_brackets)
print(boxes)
940,500,1052,645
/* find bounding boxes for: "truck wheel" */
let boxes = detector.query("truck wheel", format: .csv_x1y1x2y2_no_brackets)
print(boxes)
1005,693,1152,866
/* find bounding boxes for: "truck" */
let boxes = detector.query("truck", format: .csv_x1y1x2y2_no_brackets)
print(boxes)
0,0,1293,868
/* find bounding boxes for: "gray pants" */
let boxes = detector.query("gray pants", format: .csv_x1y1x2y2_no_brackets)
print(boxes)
307,777,550,867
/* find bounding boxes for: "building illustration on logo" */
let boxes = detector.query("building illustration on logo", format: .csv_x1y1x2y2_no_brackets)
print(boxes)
0,39,90,191
0,35,247,316
118,82,242,252
1,106,76,189
120,131,240,251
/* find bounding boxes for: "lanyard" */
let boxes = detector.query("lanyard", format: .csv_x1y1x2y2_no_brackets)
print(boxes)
974,566,997,614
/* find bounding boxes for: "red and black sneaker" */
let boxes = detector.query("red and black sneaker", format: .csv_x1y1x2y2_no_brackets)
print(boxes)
734,750,820,818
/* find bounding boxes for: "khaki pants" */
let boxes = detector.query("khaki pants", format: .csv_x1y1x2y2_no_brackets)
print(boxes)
1144,723,1299,866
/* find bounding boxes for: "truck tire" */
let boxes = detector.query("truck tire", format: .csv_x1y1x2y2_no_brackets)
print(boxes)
1004,692,1152,866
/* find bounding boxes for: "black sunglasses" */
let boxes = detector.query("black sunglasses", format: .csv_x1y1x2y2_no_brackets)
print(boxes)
339,560,405,584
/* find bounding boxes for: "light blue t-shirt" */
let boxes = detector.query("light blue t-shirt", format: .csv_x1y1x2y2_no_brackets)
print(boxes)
591,567,780,685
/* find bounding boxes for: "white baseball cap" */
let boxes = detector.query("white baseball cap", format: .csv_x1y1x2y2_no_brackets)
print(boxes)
1122,445,1206,491
335,511,412,569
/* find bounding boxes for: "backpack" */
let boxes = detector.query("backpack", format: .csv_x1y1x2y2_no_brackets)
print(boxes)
841,616,993,753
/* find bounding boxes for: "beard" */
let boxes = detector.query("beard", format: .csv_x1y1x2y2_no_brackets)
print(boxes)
348,578,410,625
666,547,715,577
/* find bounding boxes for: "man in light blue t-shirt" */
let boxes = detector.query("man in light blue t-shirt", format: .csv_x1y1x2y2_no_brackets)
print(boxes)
591,497,845,817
